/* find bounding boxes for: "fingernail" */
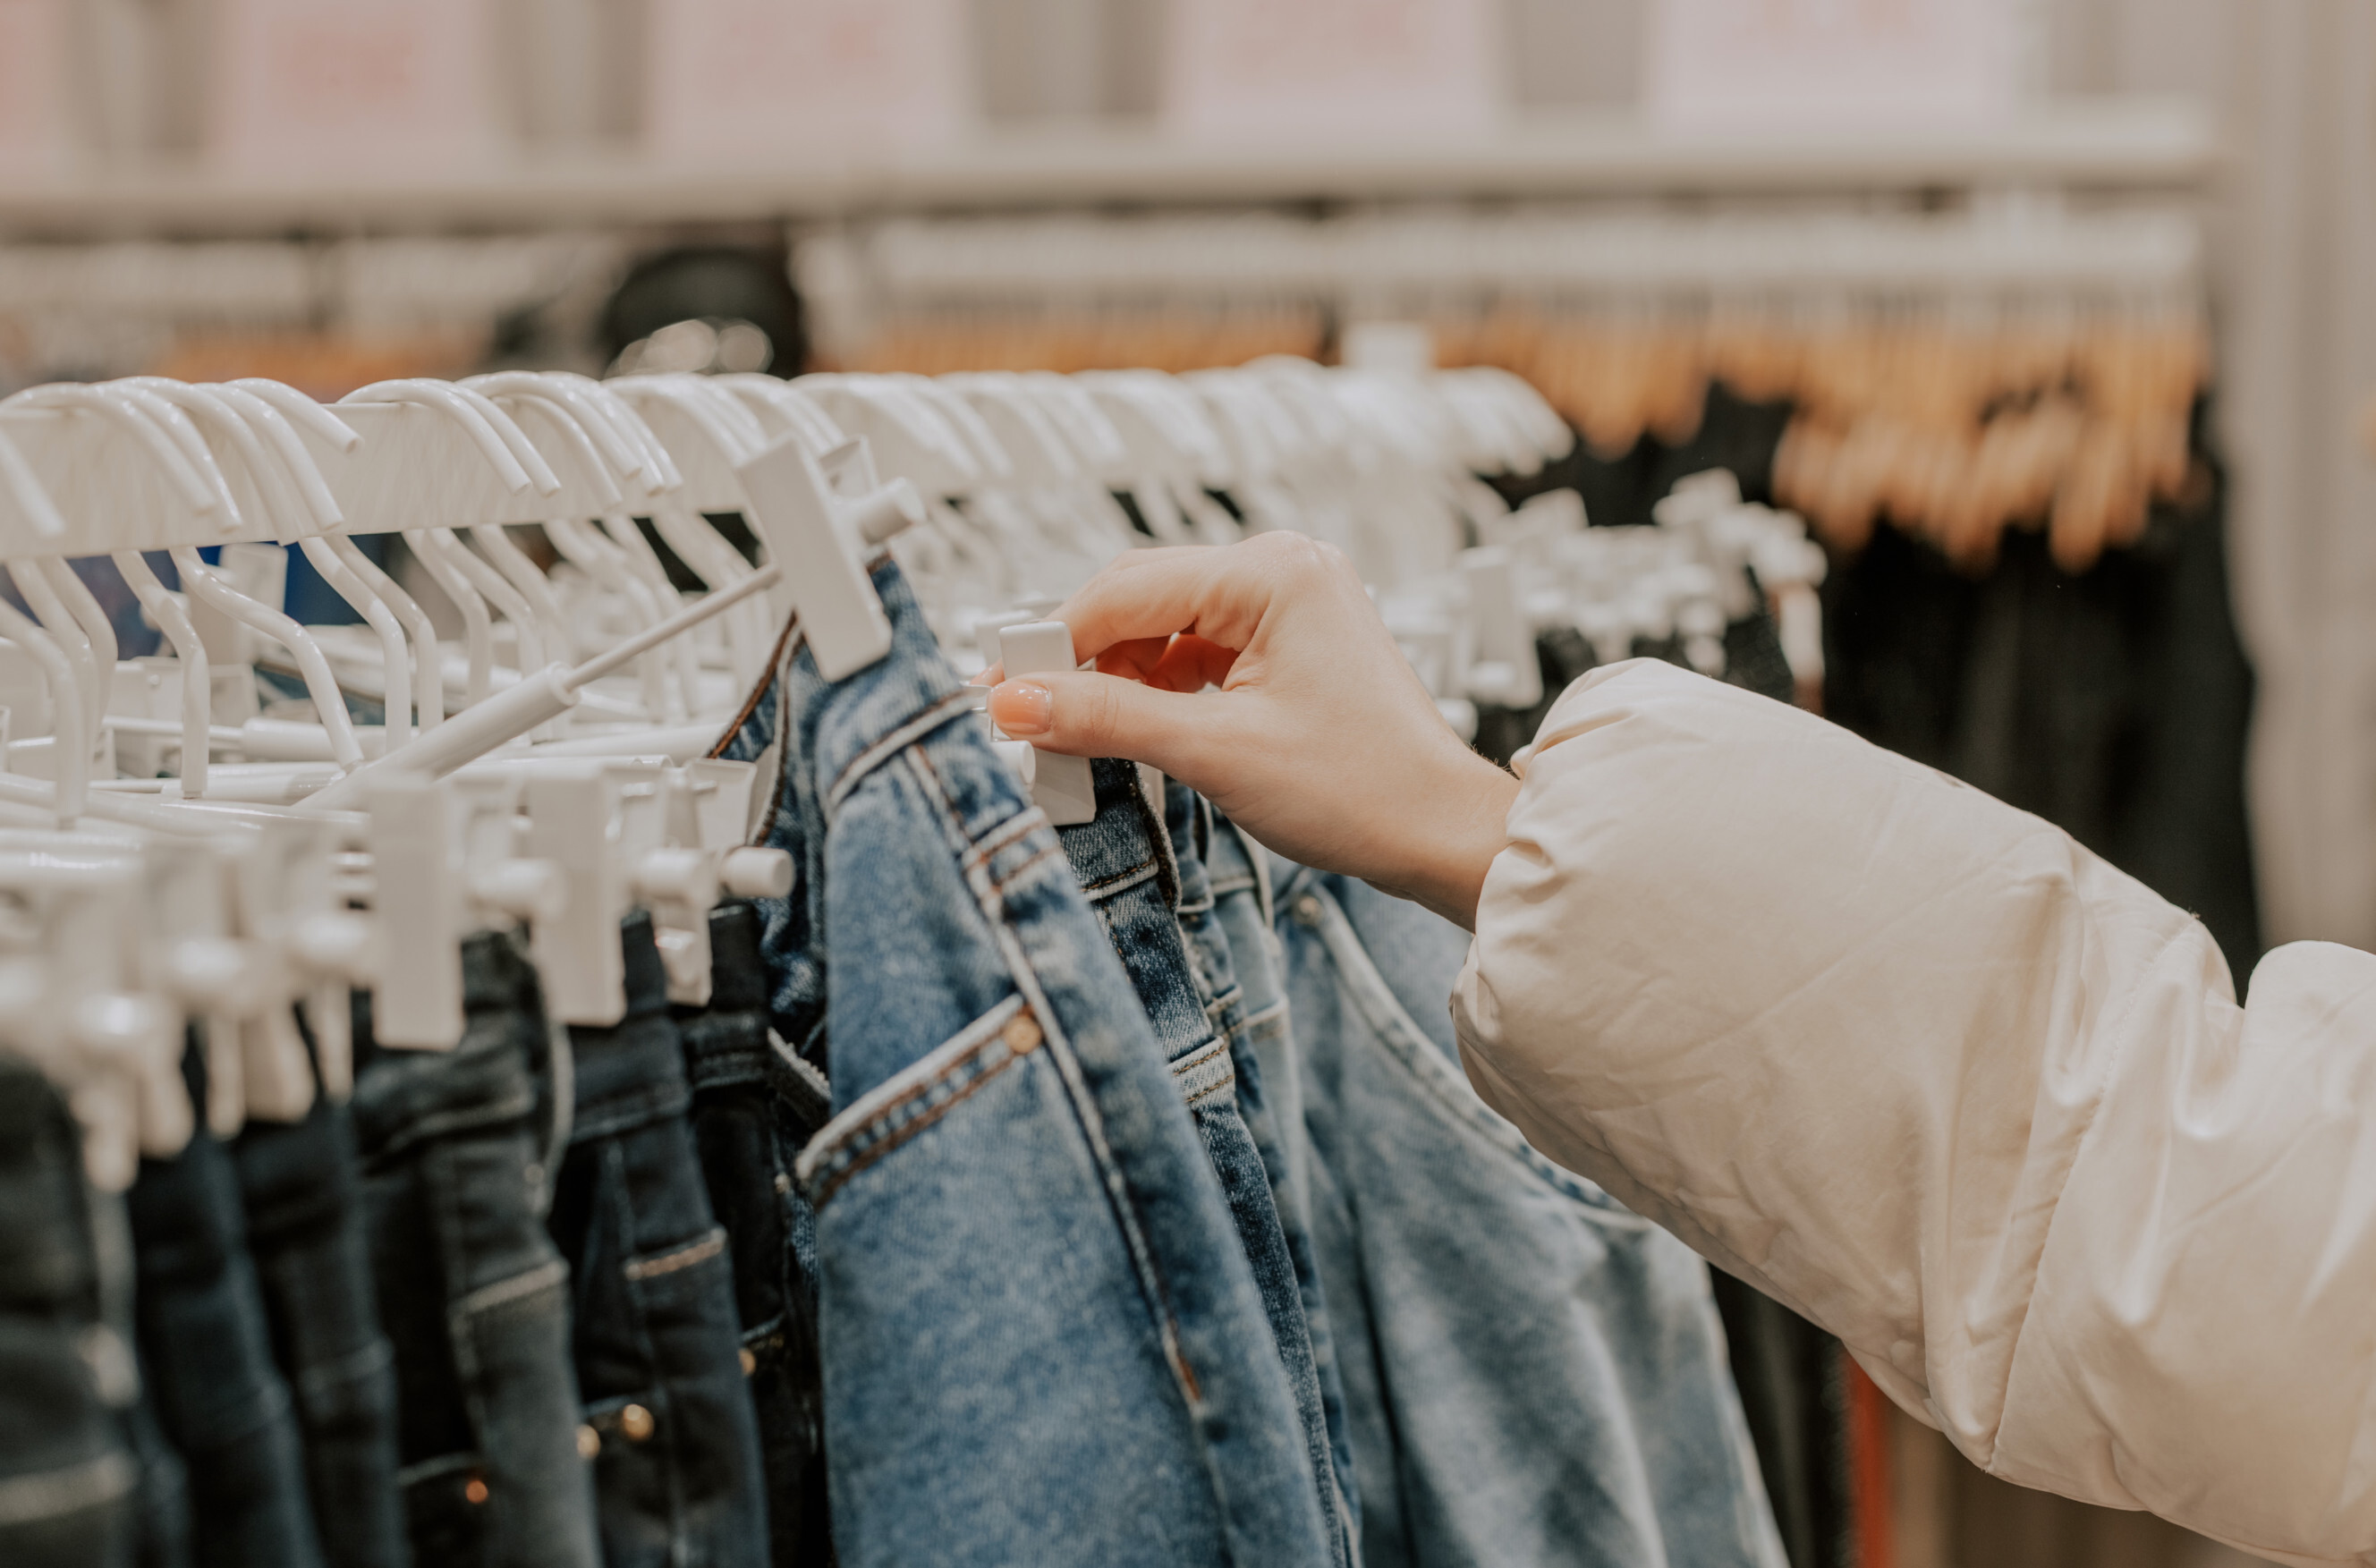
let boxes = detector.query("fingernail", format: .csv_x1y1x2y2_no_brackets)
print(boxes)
989,680,1053,736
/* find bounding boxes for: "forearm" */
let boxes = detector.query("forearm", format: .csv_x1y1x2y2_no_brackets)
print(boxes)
1451,659,2376,1564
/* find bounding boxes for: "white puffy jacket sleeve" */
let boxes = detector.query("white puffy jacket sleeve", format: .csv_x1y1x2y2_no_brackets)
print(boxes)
1451,659,2376,1566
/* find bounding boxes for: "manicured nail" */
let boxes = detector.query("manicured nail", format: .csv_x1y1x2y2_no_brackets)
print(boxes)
990,680,1053,736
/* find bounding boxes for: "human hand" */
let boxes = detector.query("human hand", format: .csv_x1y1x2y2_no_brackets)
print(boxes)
981,533,1517,928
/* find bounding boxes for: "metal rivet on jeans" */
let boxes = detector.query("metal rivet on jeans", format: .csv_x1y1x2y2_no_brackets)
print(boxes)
1294,895,1322,926
464,1476,490,1505
738,1347,758,1377
1001,1013,1043,1055
576,1424,600,1460
620,1403,655,1442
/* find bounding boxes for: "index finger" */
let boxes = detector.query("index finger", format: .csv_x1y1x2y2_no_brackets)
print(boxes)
1055,533,1347,664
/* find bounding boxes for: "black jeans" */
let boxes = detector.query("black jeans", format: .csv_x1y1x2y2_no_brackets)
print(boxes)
549,912,768,1568
676,899,831,1567
0,1057,139,1567
352,934,600,1568
127,1043,324,1568
234,1089,410,1568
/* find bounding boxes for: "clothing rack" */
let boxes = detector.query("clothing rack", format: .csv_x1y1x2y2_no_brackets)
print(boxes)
0,352,1809,1568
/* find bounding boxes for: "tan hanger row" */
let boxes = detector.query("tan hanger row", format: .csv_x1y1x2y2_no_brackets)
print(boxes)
1437,310,2208,576
847,301,2205,578
852,302,1328,378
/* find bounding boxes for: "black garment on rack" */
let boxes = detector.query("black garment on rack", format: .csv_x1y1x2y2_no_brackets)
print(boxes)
675,900,833,1568
232,1067,410,1568
352,937,601,1568
127,1039,326,1568
548,912,768,1568
0,1056,139,1568
1820,451,2262,979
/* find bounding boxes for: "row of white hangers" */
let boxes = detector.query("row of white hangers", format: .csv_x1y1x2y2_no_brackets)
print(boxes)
0,355,1574,1194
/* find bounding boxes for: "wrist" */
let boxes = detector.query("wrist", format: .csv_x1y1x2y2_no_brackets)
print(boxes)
1371,748,1520,930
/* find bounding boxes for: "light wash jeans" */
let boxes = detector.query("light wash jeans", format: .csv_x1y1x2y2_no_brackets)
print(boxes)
726,556,1337,1567
1273,862,1789,1568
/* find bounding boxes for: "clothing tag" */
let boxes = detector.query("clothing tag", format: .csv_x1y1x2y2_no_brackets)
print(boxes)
1643,0,2033,131
208,0,503,174
1161,0,1500,141
645,0,971,159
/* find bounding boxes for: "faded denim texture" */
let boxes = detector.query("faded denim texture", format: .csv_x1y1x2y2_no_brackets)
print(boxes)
724,556,1336,1568
1140,777,1354,1568
1273,863,1787,1568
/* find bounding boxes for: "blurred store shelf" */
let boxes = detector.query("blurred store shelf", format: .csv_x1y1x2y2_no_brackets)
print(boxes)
0,98,2214,239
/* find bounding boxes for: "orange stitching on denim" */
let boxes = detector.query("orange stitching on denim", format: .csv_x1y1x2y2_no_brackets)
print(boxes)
809,1021,1034,1208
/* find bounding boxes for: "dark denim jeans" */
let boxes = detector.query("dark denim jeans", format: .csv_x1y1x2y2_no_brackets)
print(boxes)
234,1093,410,1568
0,1057,139,1567
675,899,830,1568
722,555,1334,1567
352,935,600,1568
1273,865,1786,1568
127,1042,324,1568
549,911,768,1568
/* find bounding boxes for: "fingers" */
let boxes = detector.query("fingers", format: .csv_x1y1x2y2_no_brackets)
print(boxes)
988,670,1220,774
1056,532,1352,662
1146,634,1237,692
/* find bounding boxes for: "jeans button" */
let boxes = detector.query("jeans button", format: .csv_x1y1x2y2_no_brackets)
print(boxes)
620,1403,655,1442
738,1347,758,1377
576,1424,601,1460
1294,895,1322,927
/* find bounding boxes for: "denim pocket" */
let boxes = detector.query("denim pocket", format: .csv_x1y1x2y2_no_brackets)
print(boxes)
581,1225,752,1568
443,1256,598,1568
797,994,1048,1209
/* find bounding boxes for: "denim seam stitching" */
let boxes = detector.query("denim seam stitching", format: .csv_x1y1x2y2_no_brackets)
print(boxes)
454,1256,568,1318
607,1134,693,1536
0,1449,136,1525
796,994,1037,1208
395,1452,480,1488
424,1135,498,1446
709,611,803,762
821,689,980,823
1073,857,1159,900
914,745,1209,1411
622,1225,727,1281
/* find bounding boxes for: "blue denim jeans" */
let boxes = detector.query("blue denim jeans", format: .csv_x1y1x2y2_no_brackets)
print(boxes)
723,555,1335,1567
1201,811,1361,1538
127,1042,324,1568
0,1056,139,1567
1272,865,1787,1568
352,935,600,1568
233,1089,410,1568
549,911,768,1568
676,899,829,1568
1145,778,1354,1567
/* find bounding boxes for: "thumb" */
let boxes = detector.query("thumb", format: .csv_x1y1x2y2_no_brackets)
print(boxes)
988,671,1213,774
